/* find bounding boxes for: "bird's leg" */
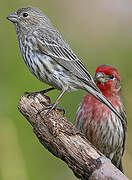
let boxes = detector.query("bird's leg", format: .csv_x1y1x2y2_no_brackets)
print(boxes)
37,89,66,116
23,87,55,97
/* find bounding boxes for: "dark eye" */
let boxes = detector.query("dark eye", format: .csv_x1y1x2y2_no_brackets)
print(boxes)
109,74,114,79
23,13,28,17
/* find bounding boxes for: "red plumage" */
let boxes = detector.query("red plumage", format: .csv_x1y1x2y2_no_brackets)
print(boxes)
76,64,127,172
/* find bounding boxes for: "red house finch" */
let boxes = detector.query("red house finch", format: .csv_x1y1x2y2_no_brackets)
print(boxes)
7,7,123,120
76,64,127,172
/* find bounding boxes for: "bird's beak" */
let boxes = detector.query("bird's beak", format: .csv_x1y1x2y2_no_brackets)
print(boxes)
7,12,18,23
94,72,108,83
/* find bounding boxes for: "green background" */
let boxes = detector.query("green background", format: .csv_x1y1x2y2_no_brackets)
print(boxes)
0,0,132,179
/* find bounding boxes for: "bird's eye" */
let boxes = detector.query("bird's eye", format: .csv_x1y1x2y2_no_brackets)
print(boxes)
109,74,114,79
23,13,28,17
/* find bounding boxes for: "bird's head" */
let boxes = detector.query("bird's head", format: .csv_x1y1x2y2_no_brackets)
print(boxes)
7,6,52,33
94,64,121,96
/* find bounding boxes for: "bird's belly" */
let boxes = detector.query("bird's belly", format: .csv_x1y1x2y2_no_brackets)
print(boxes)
88,113,124,158
79,106,124,159
23,52,81,91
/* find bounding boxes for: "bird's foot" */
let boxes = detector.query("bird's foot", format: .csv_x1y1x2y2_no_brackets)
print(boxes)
22,87,55,97
36,101,65,117
23,91,36,97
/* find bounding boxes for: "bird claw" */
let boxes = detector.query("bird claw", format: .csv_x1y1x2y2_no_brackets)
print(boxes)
56,107,65,115
22,87,55,98
22,91,37,98
36,102,65,117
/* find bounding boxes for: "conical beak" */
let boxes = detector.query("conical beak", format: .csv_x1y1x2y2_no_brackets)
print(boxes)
7,12,18,23
94,72,105,83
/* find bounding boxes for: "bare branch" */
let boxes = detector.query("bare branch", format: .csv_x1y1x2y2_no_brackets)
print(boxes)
18,93,129,180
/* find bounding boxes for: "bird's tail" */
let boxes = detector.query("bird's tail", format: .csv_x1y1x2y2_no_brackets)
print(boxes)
118,160,124,173
84,85,124,122
112,158,124,173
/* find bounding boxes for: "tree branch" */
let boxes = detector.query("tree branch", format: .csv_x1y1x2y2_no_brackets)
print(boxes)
18,93,129,180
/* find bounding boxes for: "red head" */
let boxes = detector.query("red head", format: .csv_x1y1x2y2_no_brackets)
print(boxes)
94,64,121,96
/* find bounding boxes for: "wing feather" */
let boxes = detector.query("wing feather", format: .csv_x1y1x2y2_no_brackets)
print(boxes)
32,29,126,123
120,106,127,156
36,36,100,92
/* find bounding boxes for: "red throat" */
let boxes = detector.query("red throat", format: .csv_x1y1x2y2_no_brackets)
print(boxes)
95,64,121,97
96,82,113,97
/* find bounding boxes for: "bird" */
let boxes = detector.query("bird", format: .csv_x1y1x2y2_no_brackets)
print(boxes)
7,6,123,120
76,64,127,172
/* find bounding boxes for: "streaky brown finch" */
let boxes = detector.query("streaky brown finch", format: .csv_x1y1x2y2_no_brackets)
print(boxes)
76,64,127,172
7,6,123,120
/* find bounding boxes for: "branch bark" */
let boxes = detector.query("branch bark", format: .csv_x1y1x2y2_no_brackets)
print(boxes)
18,93,129,180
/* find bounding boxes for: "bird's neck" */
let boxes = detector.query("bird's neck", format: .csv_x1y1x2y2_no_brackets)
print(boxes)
96,83,121,98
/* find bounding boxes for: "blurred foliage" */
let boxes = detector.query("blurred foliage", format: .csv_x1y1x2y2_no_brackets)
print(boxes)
0,0,132,179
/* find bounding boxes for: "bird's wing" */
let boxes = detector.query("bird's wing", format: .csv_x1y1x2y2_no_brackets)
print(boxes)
34,30,100,92
112,105,127,171
120,106,127,156
33,29,126,123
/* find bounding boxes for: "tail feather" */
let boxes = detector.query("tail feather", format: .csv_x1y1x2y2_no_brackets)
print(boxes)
118,160,124,173
85,86,124,123
112,158,124,173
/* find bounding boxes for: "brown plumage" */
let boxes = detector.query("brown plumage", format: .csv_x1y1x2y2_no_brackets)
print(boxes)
7,7,124,120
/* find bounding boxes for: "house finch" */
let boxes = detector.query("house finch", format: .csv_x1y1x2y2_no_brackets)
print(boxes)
76,64,127,172
7,7,123,120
